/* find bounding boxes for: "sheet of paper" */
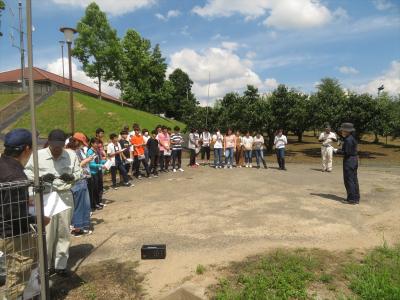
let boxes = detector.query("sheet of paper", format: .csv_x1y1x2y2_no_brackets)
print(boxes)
43,192,71,217
104,159,113,170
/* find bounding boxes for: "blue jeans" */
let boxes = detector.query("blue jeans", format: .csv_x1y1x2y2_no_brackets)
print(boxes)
276,148,286,169
214,148,223,167
255,149,266,167
244,150,252,164
225,147,234,166
71,179,91,230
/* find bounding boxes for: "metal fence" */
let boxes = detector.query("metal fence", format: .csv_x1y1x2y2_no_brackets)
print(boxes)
0,180,44,299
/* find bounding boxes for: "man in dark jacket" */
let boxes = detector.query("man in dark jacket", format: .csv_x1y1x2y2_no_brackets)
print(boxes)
0,128,36,299
333,123,360,204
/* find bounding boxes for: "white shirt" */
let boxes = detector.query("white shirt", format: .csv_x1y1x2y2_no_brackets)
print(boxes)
274,134,287,149
201,132,211,147
107,142,122,164
319,132,337,147
242,136,254,150
212,132,223,149
25,148,82,192
253,136,264,150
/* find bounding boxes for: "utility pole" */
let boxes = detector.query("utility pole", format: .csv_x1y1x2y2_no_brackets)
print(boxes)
206,72,210,128
18,1,25,90
26,1,49,299
59,41,65,83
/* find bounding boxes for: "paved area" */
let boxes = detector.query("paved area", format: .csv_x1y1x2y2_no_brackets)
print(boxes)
68,161,400,299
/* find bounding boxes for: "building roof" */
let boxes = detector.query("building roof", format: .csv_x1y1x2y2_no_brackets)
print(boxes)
0,67,121,103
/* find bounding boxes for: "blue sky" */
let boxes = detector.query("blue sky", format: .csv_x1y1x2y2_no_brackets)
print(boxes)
0,0,399,102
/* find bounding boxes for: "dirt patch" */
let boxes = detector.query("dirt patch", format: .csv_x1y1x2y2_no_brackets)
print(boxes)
63,162,399,299
52,260,144,299
73,101,87,111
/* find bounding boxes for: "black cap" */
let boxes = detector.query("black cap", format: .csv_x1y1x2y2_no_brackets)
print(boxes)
48,129,66,147
339,123,355,132
4,128,32,150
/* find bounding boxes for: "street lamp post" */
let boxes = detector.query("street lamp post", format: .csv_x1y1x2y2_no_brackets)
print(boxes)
378,84,384,97
59,40,65,83
59,27,77,133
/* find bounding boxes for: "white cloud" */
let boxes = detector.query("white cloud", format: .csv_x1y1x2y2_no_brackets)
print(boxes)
372,0,395,10
155,9,181,21
338,66,359,75
51,0,157,16
192,0,337,30
264,78,279,89
357,60,400,95
211,33,230,40
46,58,121,98
221,41,240,51
168,48,264,104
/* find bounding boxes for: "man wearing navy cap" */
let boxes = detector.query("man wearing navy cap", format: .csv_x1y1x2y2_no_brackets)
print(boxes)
0,129,37,299
333,123,360,204
25,129,81,276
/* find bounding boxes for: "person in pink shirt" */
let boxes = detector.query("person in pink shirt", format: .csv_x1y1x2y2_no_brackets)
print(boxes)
224,128,236,169
156,126,170,172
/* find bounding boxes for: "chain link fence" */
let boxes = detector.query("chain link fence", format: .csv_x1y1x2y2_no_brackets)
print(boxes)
0,180,46,299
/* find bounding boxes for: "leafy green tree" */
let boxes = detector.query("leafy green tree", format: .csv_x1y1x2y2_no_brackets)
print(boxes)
121,30,168,113
0,0,5,37
168,68,197,120
73,2,121,99
288,91,312,142
369,93,394,143
311,78,347,131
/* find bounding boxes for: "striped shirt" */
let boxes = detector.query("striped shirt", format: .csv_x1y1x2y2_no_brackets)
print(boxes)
171,133,184,150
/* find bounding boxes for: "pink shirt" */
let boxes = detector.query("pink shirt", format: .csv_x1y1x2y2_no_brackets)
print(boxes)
156,132,170,152
224,135,236,148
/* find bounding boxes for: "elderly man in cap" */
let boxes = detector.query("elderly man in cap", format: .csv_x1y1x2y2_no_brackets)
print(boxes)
333,123,360,205
318,123,337,172
25,129,81,276
0,129,39,299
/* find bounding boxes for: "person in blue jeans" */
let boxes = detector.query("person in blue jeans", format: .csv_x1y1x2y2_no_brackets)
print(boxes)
274,129,288,170
212,129,224,168
254,133,267,169
87,138,106,210
224,128,236,169
66,133,93,236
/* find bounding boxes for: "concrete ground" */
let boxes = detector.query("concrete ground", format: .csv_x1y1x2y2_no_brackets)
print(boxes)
68,160,400,299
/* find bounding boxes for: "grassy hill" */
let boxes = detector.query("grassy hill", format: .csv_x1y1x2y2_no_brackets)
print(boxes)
0,93,26,110
10,91,185,137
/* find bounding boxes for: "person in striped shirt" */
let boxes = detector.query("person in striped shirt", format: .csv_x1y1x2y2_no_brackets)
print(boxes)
171,126,184,172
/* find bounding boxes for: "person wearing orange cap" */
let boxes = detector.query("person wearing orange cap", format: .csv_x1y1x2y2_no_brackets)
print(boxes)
66,133,93,236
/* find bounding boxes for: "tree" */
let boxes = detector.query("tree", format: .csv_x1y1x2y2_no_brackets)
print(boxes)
168,68,197,121
269,84,294,131
73,2,121,99
288,91,312,142
0,0,5,37
311,78,347,131
121,30,168,113
369,93,394,143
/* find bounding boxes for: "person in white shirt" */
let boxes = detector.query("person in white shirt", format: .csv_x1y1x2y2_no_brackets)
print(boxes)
318,123,337,172
254,133,267,169
242,132,254,168
274,129,288,170
200,129,212,165
212,129,223,168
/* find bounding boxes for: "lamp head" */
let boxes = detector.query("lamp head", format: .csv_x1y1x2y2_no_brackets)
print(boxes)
60,27,77,43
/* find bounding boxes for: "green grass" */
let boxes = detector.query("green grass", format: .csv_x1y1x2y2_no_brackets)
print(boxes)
345,243,400,300
196,264,206,275
9,91,185,137
215,250,321,300
0,93,26,109
212,244,400,300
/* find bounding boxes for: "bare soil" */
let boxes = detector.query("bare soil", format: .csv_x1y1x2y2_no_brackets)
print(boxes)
57,154,400,299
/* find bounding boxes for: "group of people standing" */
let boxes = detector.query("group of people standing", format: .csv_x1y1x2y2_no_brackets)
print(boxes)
188,128,288,170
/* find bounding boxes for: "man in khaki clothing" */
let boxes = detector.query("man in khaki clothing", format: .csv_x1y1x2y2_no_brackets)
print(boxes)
318,124,337,172
25,129,81,276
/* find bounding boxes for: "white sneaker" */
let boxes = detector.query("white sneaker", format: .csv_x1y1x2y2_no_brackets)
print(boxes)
245,164,249,168
173,169,177,173
179,168,184,172
224,165,228,169
229,166,233,169
250,165,253,168
195,163,200,166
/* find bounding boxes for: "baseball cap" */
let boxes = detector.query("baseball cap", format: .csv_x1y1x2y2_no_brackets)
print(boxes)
73,132,88,146
4,128,32,150
48,129,67,147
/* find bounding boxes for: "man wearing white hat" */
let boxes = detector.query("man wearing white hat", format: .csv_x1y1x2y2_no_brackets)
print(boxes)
318,123,337,172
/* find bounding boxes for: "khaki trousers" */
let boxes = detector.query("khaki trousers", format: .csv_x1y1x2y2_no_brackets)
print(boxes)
46,191,73,270
321,146,334,171
0,233,37,300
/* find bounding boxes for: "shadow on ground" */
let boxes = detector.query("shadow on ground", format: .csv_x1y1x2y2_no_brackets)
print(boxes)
310,193,346,203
